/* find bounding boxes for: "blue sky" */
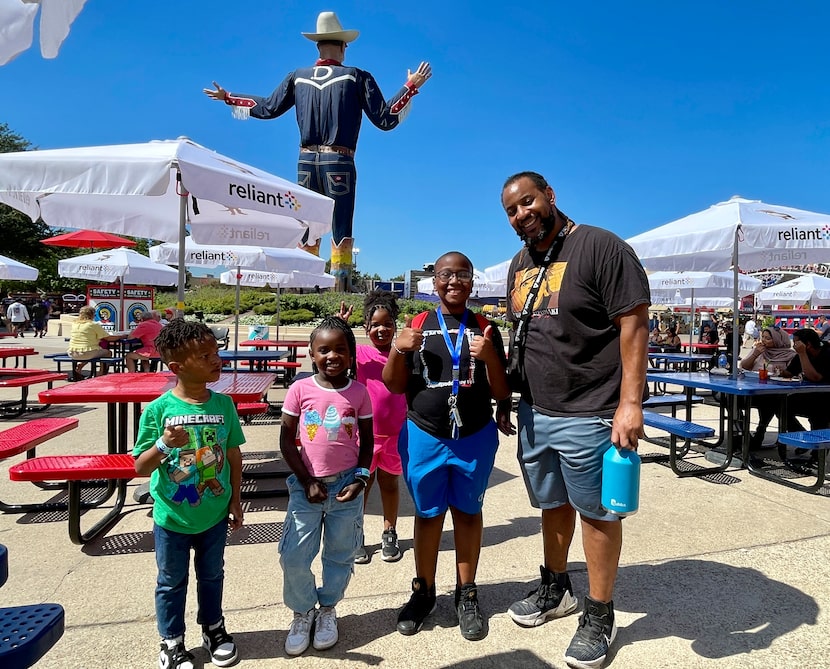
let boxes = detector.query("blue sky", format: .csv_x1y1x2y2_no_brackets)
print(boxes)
4,1,830,280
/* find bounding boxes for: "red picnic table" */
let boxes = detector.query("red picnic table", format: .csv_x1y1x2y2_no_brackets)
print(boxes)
0,346,37,369
38,371,276,455
0,368,66,418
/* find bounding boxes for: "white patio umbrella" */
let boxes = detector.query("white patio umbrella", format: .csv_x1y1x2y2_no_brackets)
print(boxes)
150,238,325,351
0,0,87,66
647,271,762,348
0,253,38,281
757,273,830,309
0,138,334,307
58,247,178,330
627,196,830,374
219,269,336,340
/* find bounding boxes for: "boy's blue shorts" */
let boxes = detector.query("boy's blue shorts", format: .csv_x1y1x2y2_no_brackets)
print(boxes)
398,419,499,518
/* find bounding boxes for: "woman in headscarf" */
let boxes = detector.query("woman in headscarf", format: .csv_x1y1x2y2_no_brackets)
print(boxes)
740,327,796,449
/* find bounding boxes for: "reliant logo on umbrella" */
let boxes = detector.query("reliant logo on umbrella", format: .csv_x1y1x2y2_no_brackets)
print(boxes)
187,250,240,264
228,182,302,212
775,225,830,241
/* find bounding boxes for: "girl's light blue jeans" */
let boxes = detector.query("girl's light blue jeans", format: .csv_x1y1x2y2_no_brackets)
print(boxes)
278,470,363,613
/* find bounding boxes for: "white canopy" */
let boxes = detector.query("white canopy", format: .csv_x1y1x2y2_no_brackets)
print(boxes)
150,238,325,274
0,253,38,281
0,138,334,304
0,0,87,65
757,274,830,308
219,269,335,340
627,196,830,374
58,247,178,330
219,269,335,289
647,271,761,299
627,196,830,273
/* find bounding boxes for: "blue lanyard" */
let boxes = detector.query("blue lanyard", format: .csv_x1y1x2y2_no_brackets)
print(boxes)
435,308,467,396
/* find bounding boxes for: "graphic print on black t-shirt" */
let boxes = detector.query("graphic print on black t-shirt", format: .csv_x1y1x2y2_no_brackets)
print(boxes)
510,262,568,317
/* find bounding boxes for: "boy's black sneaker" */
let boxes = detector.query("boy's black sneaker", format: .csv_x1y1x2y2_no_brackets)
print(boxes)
455,582,486,641
508,565,578,627
201,618,238,667
564,597,617,669
396,577,436,635
158,638,195,669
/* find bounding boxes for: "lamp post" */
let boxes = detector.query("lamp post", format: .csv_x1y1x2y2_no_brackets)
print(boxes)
352,248,360,292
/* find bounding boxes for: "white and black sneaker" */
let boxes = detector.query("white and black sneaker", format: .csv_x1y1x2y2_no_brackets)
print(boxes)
564,597,617,669
201,617,238,667
509,565,578,627
158,637,195,669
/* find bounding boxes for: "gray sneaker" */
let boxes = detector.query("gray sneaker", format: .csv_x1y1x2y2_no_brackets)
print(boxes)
381,527,402,562
354,544,370,564
564,597,617,669
508,565,578,627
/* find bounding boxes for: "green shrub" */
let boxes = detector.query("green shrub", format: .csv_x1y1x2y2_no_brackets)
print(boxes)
276,308,316,325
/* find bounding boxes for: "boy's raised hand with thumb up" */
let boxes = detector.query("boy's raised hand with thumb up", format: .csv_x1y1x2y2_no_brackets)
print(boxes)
393,315,423,353
470,324,497,362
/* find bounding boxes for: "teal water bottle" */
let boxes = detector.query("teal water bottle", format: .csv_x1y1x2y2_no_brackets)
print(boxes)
601,444,641,516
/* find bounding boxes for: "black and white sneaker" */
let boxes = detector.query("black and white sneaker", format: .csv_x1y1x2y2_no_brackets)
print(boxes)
381,527,402,562
201,617,238,667
508,565,578,627
564,597,617,669
158,637,195,669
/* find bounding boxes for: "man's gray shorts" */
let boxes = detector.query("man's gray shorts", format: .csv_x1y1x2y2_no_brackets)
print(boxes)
516,400,618,521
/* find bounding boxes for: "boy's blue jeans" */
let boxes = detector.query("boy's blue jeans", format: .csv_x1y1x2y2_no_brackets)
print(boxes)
279,471,363,613
154,517,228,639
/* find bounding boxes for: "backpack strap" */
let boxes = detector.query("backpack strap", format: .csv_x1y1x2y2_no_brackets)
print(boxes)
410,310,489,333
410,311,429,330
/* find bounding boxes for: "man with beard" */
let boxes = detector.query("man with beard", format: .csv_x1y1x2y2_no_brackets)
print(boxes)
500,172,650,669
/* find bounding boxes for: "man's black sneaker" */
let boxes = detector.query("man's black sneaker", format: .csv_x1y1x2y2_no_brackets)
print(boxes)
455,582,486,641
201,617,238,667
396,577,436,635
508,565,578,627
381,527,402,562
564,597,617,669
158,638,195,669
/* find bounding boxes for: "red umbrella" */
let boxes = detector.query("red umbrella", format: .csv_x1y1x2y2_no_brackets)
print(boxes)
42,229,137,250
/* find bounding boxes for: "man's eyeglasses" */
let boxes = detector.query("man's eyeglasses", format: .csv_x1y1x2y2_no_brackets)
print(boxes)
435,270,473,282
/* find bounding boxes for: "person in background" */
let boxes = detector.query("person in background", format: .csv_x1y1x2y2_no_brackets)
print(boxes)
383,251,510,642
6,297,29,337
134,319,244,669
743,317,759,346
658,325,681,350
30,299,50,338
338,290,408,565
500,171,649,669
740,327,796,449
699,324,719,345
814,314,830,343
780,328,830,458
126,311,165,373
66,305,123,381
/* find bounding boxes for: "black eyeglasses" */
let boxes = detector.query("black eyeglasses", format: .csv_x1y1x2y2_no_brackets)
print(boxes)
435,270,473,282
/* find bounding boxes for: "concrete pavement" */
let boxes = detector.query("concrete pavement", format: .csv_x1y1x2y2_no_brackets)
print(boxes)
0,328,828,668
